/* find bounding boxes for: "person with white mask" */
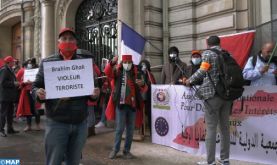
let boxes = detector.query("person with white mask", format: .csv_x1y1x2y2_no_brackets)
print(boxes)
138,60,156,134
180,50,203,85
104,55,147,159
16,58,41,132
161,46,187,84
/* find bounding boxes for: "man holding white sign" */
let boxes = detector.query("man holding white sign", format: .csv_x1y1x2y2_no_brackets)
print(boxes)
32,28,100,165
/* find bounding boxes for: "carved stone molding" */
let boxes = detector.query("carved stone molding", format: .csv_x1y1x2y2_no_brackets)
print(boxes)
34,0,41,58
40,0,55,6
57,0,66,18
22,1,34,11
22,20,34,27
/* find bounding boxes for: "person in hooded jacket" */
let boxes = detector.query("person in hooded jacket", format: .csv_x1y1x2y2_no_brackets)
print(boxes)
161,46,187,84
138,59,156,134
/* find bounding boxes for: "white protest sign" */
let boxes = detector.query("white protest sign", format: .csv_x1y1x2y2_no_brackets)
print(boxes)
43,59,94,99
23,68,39,82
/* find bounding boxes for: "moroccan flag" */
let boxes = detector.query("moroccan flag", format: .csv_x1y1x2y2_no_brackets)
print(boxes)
220,30,255,68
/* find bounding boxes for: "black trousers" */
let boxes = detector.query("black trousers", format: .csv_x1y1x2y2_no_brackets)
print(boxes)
26,92,40,125
0,101,14,131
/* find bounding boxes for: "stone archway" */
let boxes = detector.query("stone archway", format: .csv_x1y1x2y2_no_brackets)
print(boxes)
0,15,21,59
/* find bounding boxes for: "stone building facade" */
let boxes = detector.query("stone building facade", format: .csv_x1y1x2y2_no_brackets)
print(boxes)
0,0,275,81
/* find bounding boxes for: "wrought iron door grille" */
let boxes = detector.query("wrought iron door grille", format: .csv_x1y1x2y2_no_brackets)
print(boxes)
75,0,118,67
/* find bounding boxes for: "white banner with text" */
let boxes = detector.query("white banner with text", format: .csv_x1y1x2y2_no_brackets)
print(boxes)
151,85,277,165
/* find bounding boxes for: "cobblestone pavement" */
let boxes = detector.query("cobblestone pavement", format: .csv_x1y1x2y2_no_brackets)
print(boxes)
0,118,266,165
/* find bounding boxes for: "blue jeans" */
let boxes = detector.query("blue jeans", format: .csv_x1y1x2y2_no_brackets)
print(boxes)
45,118,88,165
113,105,136,153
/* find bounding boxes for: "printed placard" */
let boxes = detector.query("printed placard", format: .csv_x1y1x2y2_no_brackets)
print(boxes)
23,68,39,82
43,59,94,99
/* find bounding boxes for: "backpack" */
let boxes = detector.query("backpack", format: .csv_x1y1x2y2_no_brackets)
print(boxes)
208,49,244,101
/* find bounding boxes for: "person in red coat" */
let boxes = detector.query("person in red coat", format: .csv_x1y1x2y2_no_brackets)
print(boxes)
105,55,147,159
138,60,156,134
95,58,111,128
16,59,41,131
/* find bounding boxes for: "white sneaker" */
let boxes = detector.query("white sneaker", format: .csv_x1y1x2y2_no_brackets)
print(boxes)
197,161,216,165
216,159,230,165
95,122,105,128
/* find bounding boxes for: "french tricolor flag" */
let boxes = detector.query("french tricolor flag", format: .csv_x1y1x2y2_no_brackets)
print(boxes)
121,22,146,65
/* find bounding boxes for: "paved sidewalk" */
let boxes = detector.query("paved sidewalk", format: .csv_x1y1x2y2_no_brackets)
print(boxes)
0,118,266,165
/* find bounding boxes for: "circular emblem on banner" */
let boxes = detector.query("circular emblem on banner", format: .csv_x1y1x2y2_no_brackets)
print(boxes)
153,88,170,106
155,117,169,136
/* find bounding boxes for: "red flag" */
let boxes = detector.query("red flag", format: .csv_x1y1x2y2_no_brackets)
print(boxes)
0,59,4,68
219,31,255,68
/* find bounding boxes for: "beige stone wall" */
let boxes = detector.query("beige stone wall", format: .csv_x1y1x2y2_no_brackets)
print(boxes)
167,0,251,65
0,26,12,57
169,0,195,63
0,0,21,58
144,0,163,81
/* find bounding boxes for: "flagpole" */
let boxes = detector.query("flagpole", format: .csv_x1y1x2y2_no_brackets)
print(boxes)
146,41,163,52
267,43,277,65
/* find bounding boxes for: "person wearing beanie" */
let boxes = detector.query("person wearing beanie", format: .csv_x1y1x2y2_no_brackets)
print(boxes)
138,59,156,134
181,50,203,85
105,55,147,159
0,56,20,137
161,46,188,84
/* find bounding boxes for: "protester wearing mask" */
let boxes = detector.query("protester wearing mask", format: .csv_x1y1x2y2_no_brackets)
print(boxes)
181,50,203,85
138,60,156,134
243,42,277,86
16,58,41,132
95,58,111,128
32,28,100,165
13,59,20,74
105,55,147,159
161,46,187,84
0,56,20,137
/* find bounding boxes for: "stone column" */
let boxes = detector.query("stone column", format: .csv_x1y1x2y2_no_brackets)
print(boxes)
40,0,55,58
33,0,41,61
133,0,145,58
22,1,34,60
162,0,169,64
117,0,134,57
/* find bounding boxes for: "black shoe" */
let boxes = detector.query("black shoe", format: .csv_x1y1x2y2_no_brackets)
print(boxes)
123,151,135,159
87,126,95,137
0,131,7,137
7,129,19,134
108,150,118,159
